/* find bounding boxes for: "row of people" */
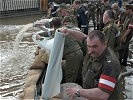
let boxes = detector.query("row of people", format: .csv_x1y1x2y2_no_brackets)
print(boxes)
31,0,132,99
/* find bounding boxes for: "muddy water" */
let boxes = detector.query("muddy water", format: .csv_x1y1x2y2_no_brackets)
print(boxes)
0,16,133,100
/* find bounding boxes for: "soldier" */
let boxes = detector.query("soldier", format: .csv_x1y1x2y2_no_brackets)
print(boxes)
95,1,102,30
61,16,83,85
47,2,59,18
58,3,86,56
60,29,121,100
87,2,96,30
118,0,122,8
98,0,111,31
102,10,120,58
111,3,122,23
58,3,78,26
73,0,89,35
117,11,128,33
119,4,133,66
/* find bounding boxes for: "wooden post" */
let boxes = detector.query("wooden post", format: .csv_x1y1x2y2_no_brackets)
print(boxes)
40,0,48,11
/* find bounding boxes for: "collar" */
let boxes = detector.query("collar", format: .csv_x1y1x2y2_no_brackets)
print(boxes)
105,20,114,26
93,48,108,62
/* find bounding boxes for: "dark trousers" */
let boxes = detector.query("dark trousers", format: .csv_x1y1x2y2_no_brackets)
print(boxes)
119,47,129,66
80,26,88,35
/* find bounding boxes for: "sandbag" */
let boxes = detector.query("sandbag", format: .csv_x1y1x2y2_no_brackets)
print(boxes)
30,49,46,69
59,83,86,100
27,69,42,77
23,85,36,99
51,83,87,100
19,69,42,100
41,51,49,64
24,74,40,88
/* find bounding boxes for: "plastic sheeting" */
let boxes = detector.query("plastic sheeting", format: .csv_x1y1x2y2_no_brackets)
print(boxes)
41,30,65,99
32,33,54,52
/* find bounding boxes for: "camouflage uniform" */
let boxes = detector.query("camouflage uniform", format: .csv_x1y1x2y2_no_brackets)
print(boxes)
62,34,83,84
103,21,120,58
82,48,121,100
119,13,133,65
60,16,84,84
95,1,102,30
99,3,111,30
58,4,78,26
87,2,96,29
111,3,122,23
118,11,127,32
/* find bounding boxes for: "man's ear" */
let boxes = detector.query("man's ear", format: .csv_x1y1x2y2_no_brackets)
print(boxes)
104,41,107,46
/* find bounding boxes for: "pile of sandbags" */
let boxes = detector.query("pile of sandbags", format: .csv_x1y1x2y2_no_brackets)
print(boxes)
19,69,42,100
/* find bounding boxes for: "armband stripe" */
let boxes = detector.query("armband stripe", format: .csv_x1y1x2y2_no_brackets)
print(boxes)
128,24,133,29
98,74,116,92
98,83,114,92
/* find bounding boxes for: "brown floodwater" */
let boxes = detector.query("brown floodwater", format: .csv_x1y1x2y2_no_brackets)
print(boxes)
0,15,133,100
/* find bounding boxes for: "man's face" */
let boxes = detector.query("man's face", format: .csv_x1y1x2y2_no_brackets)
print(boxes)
60,9,68,16
73,2,78,9
125,8,131,15
103,11,107,24
87,37,106,58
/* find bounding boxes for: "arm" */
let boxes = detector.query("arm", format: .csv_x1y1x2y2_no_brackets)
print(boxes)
120,19,133,43
60,28,87,42
120,22,132,43
120,29,131,43
66,87,109,100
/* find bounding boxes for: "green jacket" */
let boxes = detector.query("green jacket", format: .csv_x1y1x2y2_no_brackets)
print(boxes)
120,14,133,48
103,21,120,52
82,48,121,100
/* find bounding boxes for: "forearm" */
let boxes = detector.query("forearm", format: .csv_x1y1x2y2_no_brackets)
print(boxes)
123,29,131,37
79,88,109,100
68,29,87,42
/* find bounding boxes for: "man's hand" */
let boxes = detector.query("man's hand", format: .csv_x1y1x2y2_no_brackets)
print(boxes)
66,87,79,100
59,27,70,35
36,34,44,40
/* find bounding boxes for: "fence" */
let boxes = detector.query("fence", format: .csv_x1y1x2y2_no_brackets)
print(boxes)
0,0,44,18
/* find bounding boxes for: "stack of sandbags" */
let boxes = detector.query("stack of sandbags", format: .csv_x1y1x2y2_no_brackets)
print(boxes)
19,69,42,100
30,48,49,69
19,48,48,100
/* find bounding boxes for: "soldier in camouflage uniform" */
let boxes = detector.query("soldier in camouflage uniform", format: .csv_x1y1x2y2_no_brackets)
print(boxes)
47,2,59,18
117,11,128,33
111,3,122,24
119,4,133,66
60,29,121,100
58,3,78,26
58,3,86,56
87,1,96,30
61,16,83,85
102,10,120,58
95,1,102,30
98,0,111,31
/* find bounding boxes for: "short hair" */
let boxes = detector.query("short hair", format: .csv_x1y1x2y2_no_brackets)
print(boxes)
111,3,119,9
87,30,106,43
105,10,115,19
48,2,53,6
73,0,81,5
51,17,62,28
126,4,133,11
62,16,72,23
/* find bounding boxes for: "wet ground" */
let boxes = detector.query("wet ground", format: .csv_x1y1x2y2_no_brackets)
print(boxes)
0,15,133,100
